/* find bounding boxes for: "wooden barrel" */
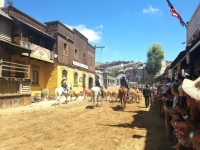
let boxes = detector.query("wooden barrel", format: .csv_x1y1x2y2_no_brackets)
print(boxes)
34,93,42,102
41,88,49,99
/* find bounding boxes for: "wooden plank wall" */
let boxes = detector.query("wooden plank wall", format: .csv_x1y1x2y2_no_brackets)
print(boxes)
0,95,31,109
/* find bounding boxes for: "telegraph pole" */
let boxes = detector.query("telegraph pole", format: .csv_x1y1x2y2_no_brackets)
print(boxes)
94,45,105,62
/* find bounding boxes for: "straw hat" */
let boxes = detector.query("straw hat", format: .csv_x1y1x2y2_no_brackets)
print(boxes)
182,77,200,100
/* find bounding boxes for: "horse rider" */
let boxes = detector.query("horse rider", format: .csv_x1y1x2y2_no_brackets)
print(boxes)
120,76,129,99
95,76,104,98
61,77,70,94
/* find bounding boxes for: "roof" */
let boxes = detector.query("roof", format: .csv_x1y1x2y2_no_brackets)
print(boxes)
0,9,13,20
169,50,188,69
44,20,74,33
12,16,55,40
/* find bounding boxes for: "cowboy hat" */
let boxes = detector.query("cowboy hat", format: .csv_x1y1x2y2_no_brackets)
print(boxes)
182,77,200,100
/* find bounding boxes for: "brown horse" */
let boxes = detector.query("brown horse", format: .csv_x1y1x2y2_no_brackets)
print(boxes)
118,87,128,111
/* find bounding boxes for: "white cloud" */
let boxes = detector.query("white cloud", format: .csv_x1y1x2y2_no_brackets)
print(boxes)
65,24,102,43
143,5,159,14
113,52,119,55
96,24,103,29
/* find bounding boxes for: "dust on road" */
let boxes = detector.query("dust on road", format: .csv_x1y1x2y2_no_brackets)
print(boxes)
0,98,174,150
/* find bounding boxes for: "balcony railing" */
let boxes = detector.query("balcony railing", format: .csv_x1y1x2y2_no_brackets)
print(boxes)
0,60,30,79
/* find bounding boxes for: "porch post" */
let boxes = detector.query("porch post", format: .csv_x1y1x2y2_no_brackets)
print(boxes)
28,52,30,79
0,45,3,77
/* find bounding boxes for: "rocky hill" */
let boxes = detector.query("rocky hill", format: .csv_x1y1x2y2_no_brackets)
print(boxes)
95,61,145,71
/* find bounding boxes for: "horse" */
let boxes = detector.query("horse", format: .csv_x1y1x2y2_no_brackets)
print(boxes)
55,85,71,105
90,86,104,108
118,87,128,111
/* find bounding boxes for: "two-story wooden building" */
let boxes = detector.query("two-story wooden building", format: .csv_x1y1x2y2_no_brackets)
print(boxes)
0,8,32,108
45,21,95,91
0,5,96,108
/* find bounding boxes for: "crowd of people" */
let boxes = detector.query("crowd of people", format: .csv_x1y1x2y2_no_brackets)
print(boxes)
153,75,200,150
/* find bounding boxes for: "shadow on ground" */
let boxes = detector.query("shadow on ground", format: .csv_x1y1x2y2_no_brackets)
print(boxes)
106,99,193,150
111,105,122,111
85,106,93,109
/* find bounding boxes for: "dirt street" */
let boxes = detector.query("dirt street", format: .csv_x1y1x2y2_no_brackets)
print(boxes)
0,97,175,150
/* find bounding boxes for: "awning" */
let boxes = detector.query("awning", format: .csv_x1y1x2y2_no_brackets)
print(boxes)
169,50,188,69
21,53,54,63
0,9,13,20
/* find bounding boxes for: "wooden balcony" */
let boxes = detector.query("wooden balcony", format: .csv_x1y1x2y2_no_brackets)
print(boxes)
0,60,30,79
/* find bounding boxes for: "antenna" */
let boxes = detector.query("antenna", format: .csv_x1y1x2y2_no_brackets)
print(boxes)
7,0,13,6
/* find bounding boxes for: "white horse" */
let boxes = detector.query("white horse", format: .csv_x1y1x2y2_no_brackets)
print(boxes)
91,86,103,108
55,86,71,105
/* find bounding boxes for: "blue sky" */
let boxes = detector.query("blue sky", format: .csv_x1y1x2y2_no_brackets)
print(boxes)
4,0,200,63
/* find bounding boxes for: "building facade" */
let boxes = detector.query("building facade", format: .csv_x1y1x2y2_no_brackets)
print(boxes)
45,21,95,92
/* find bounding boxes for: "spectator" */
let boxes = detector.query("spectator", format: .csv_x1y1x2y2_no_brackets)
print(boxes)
176,77,200,150
143,85,151,108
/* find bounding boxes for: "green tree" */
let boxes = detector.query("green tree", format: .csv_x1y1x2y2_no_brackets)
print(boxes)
111,69,119,76
145,43,164,82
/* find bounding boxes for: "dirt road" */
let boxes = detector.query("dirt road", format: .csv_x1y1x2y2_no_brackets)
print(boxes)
0,98,175,150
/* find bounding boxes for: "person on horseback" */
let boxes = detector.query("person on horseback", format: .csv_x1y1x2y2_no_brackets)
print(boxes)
61,77,69,94
120,76,129,98
95,76,104,98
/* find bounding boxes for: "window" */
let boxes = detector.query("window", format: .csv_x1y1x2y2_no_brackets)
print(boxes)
39,41,44,47
32,65,40,85
28,36,36,44
63,43,68,55
32,70,39,84
83,74,86,85
74,72,78,85
74,49,78,60
83,53,86,64
62,70,67,79
90,57,92,66
28,36,34,43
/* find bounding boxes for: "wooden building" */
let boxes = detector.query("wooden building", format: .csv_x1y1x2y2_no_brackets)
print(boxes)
0,6,56,108
0,8,32,108
186,4,200,79
45,21,95,91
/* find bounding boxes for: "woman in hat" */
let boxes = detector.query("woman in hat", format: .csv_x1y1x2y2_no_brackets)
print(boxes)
175,77,200,150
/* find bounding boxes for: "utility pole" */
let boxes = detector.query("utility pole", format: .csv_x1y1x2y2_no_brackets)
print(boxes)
94,45,105,62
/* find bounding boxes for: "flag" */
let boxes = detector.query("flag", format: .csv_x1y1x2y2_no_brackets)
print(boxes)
166,0,186,27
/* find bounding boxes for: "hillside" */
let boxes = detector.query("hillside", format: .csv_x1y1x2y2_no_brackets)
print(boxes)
95,61,145,71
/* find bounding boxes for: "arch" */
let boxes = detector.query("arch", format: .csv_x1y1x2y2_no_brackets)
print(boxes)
61,66,69,72
74,69,79,74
